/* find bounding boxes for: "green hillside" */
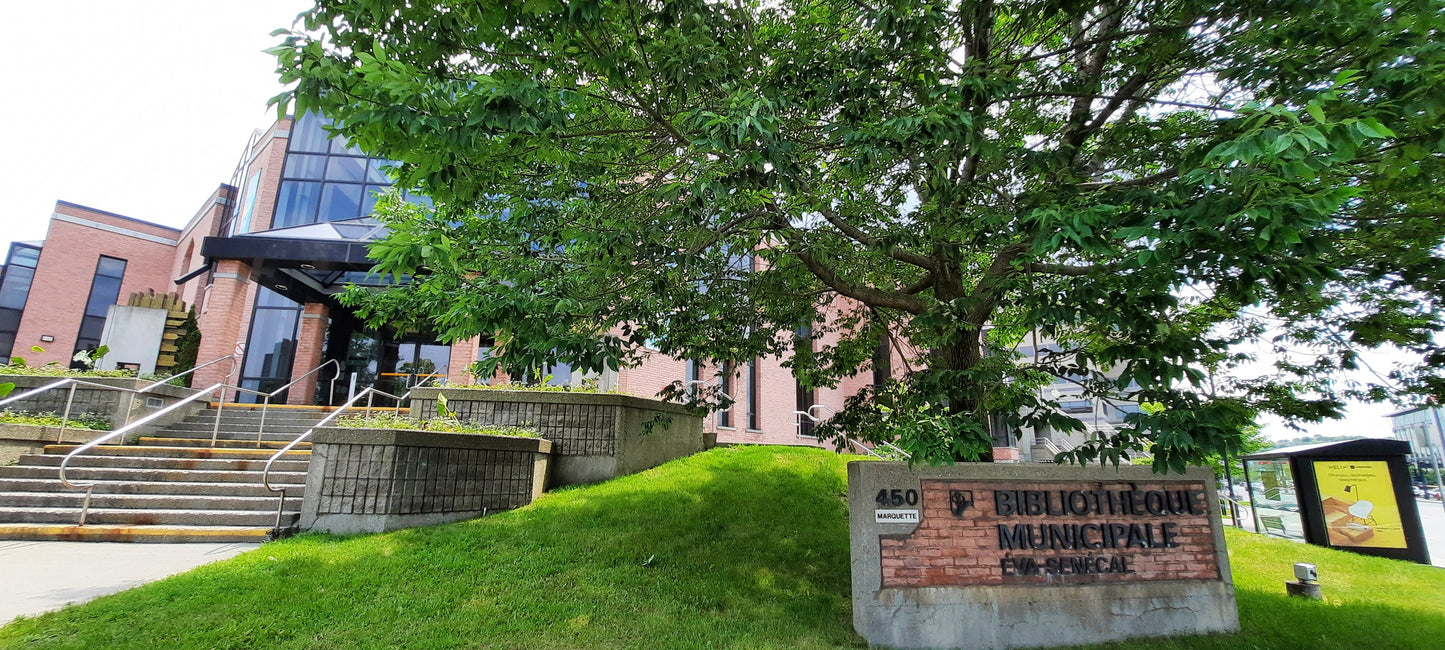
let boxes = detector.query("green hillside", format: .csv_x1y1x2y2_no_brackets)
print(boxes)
3,446,1442,649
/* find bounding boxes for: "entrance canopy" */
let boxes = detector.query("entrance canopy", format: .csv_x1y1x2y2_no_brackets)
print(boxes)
200,217,402,307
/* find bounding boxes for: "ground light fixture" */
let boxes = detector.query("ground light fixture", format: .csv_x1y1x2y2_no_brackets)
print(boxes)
1287,562,1322,600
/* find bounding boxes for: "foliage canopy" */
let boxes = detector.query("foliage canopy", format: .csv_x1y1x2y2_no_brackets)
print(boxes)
274,0,1445,469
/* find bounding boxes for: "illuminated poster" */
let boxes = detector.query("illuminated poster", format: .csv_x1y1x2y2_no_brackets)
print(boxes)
1313,461,1406,549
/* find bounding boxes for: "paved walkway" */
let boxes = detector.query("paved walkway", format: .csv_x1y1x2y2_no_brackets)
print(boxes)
0,541,259,625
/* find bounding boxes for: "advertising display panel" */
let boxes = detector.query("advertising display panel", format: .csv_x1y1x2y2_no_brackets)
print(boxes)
1312,460,1407,549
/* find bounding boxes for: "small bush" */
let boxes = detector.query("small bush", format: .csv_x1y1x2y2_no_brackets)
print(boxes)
0,410,112,430
334,412,537,438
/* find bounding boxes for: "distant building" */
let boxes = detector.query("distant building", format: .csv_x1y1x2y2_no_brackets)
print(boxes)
1388,405,1445,472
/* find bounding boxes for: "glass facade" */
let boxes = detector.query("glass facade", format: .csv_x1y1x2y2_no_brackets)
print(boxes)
72,256,127,365
0,243,41,363
237,288,303,401
270,112,427,230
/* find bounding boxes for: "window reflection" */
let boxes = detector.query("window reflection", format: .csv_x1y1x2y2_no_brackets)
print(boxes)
271,112,424,229
284,154,327,180
319,183,363,222
0,243,41,362
1245,459,1305,540
274,181,323,229
324,156,367,182
237,287,302,403
72,255,127,365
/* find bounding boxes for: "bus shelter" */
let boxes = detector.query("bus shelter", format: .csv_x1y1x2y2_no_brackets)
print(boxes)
1242,439,1429,564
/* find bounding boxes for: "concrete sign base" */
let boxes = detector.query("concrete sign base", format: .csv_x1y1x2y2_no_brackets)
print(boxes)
849,462,1238,649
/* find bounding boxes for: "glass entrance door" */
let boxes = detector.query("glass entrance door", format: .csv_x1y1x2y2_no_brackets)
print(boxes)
377,341,450,396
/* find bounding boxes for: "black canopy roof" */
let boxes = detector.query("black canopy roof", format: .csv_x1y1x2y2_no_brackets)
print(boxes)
1242,438,1412,460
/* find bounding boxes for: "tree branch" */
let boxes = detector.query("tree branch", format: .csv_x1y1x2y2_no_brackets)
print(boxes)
1078,168,1179,190
817,208,939,272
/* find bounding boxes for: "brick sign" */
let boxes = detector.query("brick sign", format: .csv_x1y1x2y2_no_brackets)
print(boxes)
850,463,1237,650
881,479,1220,588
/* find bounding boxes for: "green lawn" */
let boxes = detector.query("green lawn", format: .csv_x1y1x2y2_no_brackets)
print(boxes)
2,446,1442,649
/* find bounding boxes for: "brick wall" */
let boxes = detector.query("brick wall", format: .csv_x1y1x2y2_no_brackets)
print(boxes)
242,120,292,234
170,185,233,311
193,260,255,390
879,479,1220,588
14,203,180,366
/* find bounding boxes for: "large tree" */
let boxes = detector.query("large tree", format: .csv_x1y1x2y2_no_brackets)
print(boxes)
273,0,1445,470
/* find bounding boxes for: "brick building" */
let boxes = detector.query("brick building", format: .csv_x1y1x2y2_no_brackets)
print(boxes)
0,113,914,451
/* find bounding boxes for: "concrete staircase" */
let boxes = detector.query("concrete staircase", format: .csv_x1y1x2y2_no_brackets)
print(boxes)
0,405,328,542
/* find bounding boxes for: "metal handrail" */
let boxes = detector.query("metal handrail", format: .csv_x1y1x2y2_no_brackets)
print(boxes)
122,355,239,427
260,375,439,536
133,355,238,397
793,405,912,460
1219,494,1246,529
363,373,442,417
1,355,241,444
791,404,836,439
254,359,342,447
58,382,229,525
0,377,140,444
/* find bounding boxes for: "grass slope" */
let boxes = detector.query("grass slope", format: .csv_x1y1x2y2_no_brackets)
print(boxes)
2,446,1443,649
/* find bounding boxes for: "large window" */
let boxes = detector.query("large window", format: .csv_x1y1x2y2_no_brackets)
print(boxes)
271,113,429,229
72,256,126,366
0,243,41,363
237,288,303,401
872,332,892,386
795,325,816,437
747,359,760,431
718,362,734,428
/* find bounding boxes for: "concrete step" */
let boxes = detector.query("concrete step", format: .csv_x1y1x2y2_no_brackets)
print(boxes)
0,465,307,485
45,445,310,460
140,432,314,444
0,478,305,498
0,491,302,511
15,454,310,473
0,506,298,527
180,411,329,422
164,421,319,434
134,437,311,450
0,523,276,543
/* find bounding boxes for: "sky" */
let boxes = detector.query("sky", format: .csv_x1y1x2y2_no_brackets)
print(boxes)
1,1,311,248
0,2,1417,443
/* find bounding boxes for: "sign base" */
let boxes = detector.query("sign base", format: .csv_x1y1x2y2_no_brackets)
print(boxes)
849,462,1239,650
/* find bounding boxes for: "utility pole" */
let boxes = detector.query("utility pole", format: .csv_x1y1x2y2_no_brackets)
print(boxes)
1428,406,1445,516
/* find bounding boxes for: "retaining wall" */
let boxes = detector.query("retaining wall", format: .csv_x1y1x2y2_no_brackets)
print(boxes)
0,375,205,433
299,427,552,534
408,388,704,487
0,423,108,465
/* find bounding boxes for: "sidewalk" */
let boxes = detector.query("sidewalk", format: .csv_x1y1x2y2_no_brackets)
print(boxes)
0,541,259,625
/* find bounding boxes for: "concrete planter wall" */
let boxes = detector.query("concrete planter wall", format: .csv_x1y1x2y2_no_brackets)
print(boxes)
0,375,203,433
0,423,108,465
409,387,704,487
300,427,553,534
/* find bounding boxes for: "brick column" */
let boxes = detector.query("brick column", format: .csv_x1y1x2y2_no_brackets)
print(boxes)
194,260,255,393
286,302,331,405
447,337,481,385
